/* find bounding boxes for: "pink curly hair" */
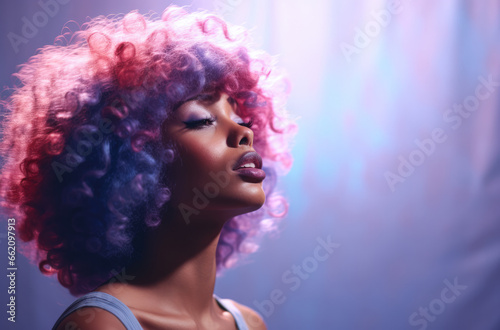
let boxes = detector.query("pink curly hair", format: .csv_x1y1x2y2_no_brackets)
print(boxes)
0,6,295,296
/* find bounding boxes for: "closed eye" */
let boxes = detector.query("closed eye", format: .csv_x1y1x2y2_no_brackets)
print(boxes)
183,115,216,129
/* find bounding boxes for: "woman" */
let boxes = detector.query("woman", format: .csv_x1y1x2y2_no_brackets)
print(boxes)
0,5,294,330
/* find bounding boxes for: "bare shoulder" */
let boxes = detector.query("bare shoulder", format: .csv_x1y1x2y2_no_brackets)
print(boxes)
229,300,267,330
55,307,126,330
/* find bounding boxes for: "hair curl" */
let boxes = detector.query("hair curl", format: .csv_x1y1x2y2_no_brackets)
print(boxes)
0,6,295,296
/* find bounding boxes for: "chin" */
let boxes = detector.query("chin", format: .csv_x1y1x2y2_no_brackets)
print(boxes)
215,185,266,216
240,198,266,214
236,184,266,211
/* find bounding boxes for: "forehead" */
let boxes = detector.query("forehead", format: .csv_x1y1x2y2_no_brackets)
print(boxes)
174,93,240,117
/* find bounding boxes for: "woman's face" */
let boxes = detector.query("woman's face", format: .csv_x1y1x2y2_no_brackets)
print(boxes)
161,93,266,223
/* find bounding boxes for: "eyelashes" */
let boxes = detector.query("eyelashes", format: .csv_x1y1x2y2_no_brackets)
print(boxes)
183,116,254,130
183,115,216,129
239,118,253,129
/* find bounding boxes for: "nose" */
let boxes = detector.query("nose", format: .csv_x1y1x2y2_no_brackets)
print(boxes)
228,121,253,148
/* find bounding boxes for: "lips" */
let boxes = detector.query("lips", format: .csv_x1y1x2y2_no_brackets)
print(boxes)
233,151,266,183
233,151,263,170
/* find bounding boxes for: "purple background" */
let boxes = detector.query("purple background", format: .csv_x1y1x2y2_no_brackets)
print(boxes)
1,0,500,329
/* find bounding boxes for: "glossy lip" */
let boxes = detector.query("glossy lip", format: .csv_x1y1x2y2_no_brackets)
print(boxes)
232,151,263,170
232,151,266,183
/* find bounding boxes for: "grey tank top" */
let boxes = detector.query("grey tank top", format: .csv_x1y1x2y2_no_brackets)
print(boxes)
51,291,249,330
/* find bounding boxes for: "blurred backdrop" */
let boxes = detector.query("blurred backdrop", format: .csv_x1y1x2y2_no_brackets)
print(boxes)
1,0,499,329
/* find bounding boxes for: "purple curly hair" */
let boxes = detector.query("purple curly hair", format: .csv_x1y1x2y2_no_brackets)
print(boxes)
0,6,295,296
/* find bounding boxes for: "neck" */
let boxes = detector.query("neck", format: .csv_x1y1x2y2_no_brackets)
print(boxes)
114,208,230,317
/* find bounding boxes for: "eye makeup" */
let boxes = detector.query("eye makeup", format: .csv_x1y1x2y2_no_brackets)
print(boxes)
183,114,217,129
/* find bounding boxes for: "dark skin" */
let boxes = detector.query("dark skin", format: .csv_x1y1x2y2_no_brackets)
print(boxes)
56,93,267,330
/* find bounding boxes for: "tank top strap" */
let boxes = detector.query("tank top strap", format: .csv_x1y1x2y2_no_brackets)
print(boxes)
51,291,143,330
214,294,250,330
52,291,249,330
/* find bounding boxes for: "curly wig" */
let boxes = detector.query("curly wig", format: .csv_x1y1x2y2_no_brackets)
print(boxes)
0,6,295,296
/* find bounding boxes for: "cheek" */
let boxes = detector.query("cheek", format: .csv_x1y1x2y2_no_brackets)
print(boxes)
168,136,266,212
176,136,228,184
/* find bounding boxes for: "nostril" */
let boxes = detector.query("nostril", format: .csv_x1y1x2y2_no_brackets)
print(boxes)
239,136,249,145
